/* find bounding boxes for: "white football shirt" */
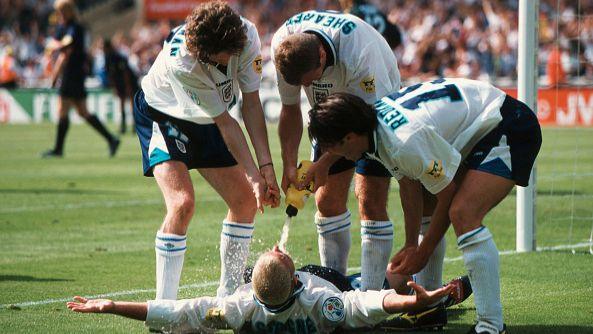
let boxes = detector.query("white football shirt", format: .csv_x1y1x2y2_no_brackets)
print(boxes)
271,10,401,106
141,18,263,124
366,78,506,194
145,271,395,333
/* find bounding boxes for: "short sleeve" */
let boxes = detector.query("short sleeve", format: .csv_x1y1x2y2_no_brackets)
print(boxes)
170,68,226,119
344,42,400,104
396,128,461,194
238,23,262,93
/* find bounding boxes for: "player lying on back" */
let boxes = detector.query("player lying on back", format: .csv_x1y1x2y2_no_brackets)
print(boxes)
308,78,542,334
67,246,453,333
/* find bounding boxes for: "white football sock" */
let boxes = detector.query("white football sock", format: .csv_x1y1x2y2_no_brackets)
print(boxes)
155,231,186,300
316,210,352,275
416,216,446,291
360,220,393,291
217,220,254,297
458,226,503,332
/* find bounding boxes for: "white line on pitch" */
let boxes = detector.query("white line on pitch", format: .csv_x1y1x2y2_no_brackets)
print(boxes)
2,241,592,309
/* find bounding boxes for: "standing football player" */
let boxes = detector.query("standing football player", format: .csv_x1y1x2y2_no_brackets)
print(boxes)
308,78,542,334
271,10,400,292
42,0,120,158
133,1,279,300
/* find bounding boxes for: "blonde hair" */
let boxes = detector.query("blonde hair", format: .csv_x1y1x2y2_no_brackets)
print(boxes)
252,253,293,306
54,0,79,21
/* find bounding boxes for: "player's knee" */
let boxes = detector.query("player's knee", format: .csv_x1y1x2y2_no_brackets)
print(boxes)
357,195,388,220
316,196,346,217
449,202,481,232
228,193,257,220
169,193,195,223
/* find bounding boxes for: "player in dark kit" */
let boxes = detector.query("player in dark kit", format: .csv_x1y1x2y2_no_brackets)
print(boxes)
339,0,402,49
103,38,139,134
42,0,120,158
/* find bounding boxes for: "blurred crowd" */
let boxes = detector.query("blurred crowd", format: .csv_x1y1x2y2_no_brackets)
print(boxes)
0,0,591,89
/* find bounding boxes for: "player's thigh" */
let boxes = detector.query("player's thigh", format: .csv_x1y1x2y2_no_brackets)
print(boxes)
354,174,390,220
449,169,515,236
198,165,256,223
57,96,73,118
315,168,354,217
153,160,195,213
71,98,91,118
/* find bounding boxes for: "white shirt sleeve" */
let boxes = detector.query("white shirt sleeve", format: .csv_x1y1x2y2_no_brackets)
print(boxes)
314,289,395,330
344,43,399,104
395,127,461,194
238,23,263,93
145,294,250,333
170,67,226,119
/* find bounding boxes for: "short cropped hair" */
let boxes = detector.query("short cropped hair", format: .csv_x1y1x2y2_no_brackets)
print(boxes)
54,0,79,21
274,33,321,85
308,93,378,147
185,1,246,63
252,253,293,306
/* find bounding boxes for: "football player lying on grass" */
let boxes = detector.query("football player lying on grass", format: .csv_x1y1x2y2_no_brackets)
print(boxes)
67,246,453,333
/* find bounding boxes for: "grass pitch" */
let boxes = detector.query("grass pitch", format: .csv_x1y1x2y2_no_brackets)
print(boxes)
0,124,592,333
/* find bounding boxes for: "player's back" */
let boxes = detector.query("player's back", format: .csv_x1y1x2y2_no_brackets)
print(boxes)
272,10,400,105
378,78,506,155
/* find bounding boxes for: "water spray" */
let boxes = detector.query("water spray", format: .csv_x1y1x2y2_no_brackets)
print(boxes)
279,160,313,252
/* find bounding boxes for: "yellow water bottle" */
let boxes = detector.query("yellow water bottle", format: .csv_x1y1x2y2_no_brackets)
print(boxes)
285,160,314,217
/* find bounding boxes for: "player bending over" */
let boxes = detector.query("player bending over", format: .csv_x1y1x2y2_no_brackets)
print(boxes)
272,9,401,293
67,246,453,333
308,78,542,334
133,1,279,301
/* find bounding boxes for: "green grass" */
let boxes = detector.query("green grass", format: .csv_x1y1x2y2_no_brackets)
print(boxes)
0,124,592,333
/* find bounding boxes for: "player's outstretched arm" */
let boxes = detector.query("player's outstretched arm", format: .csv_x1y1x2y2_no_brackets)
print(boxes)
382,282,453,314
66,296,147,321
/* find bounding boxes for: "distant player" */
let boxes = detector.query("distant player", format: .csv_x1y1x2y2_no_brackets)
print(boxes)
103,38,139,134
133,1,279,300
67,245,453,333
42,0,120,158
308,78,542,334
272,10,400,292
339,0,402,49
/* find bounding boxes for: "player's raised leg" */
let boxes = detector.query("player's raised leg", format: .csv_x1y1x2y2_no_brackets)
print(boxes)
199,166,257,297
152,161,194,300
355,172,393,291
450,170,514,333
315,168,354,275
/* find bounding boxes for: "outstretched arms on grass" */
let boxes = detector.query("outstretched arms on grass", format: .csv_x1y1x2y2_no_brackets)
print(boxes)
382,281,454,314
66,296,147,321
